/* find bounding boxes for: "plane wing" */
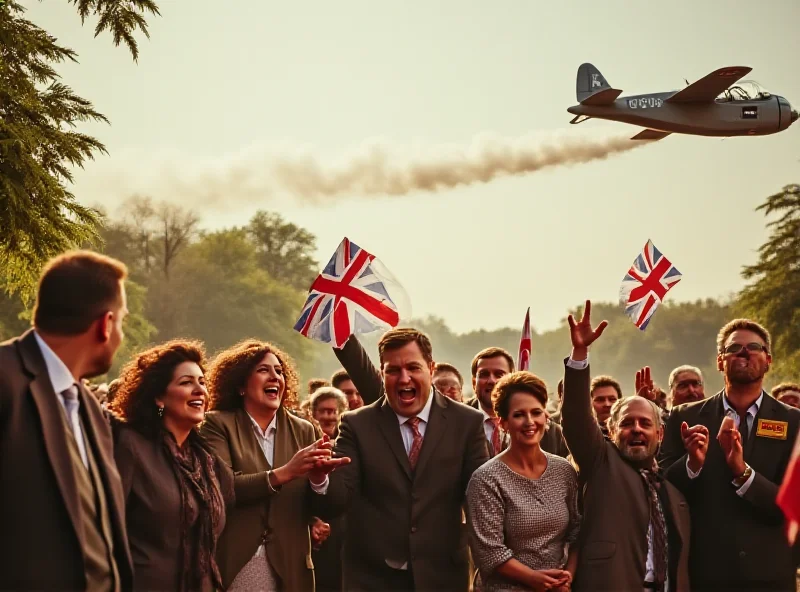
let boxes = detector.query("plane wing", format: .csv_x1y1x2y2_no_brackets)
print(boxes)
665,66,752,103
631,129,672,141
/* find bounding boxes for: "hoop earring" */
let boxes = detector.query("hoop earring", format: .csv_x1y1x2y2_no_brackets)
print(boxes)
157,406,164,418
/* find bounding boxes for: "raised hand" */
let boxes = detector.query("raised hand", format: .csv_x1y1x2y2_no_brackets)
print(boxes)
273,437,336,485
567,300,608,359
681,421,709,473
635,366,655,400
309,434,352,485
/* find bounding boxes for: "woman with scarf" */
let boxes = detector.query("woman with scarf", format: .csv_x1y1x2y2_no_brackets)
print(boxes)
111,340,234,592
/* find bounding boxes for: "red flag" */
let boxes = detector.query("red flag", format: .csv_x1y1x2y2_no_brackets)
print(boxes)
517,308,532,371
777,429,800,544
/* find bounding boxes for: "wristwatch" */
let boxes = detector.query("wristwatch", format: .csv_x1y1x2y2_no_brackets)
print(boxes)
731,464,753,488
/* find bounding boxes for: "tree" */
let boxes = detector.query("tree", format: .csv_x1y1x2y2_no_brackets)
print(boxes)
737,183,800,380
247,211,319,290
0,0,159,299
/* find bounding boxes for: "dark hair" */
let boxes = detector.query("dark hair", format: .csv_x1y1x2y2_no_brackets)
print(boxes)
470,347,515,379
491,371,549,420
378,328,433,365
307,378,330,395
717,319,772,354
207,339,299,411
330,369,352,390
772,383,800,399
590,375,622,400
110,340,205,434
434,362,463,386
33,250,128,335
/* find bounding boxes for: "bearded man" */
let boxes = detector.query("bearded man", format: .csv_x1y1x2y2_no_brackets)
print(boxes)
660,319,800,591
561,301,691,592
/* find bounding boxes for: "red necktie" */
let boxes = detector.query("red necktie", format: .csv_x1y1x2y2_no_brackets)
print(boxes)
406,417,424,470
487,416,502,456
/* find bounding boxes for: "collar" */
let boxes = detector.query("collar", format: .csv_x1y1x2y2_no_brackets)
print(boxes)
247,410,277,438
479,405,493,422
33,331,76,394
396,387,434,426
722,390,764,417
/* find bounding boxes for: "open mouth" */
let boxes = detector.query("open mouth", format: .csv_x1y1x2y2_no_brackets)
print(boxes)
187,399,205,409
521,427,538,437
263,386,280,399
628,438,647,449
397,387,416,405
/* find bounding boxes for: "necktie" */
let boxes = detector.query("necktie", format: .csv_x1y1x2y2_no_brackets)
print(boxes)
739,412,750,449
487,416,502,456
406,417,424,470
640,468,668,591
62,385,89,470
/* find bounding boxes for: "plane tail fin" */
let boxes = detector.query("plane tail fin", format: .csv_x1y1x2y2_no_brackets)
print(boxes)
576,63,622,105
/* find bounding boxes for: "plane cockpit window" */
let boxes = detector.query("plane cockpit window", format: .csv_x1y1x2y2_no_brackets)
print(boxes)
716,81,771,102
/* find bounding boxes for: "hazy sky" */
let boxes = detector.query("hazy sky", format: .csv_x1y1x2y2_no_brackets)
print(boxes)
27,0,800,334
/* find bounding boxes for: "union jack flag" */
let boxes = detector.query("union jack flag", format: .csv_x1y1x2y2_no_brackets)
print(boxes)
619,239,682,330
294,238,405,348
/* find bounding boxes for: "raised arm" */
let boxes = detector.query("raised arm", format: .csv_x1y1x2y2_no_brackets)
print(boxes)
334,335,384,405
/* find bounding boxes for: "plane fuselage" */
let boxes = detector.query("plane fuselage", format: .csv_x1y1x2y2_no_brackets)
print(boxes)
568,91,795,137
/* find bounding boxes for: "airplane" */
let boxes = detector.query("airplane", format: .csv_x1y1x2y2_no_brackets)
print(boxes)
567,63,798,141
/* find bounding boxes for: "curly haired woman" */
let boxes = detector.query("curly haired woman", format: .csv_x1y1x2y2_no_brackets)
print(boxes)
200,339,348,592
110,340,234,592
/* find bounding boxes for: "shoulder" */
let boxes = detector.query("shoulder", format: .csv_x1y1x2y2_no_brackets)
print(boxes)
545,452,578,480
670,393,720,419
203,409,236,427
286,409,317,437
341,398,381,424
446,395,484,422
469,457,504,486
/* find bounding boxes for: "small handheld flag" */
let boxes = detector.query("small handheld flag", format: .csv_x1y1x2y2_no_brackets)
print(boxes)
619,239,682,330
294,237,410,348
777,430,800,544
518,308,532,371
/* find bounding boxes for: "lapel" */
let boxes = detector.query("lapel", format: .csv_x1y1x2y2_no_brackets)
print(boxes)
273,406,299,470
746,393,788,466
699,393,727,466
413,391,448,479
663,480,689,547
378,398,412,481
234,407,272,471
18,330,83,547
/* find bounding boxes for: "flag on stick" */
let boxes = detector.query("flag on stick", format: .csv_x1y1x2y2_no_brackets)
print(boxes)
518,307,532,371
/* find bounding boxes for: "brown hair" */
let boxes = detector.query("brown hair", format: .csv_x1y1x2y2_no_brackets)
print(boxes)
206,339,299,411
33,250,128,335
434,362,463,386
378,328,433,365
110,340,205,435
470,347,515,379
717,319,772,354
330,369,352,390
307,378,330,395
590,375,622,400
491,371,549,420
772,382,800,399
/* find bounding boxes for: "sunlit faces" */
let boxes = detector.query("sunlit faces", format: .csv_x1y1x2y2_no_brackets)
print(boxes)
313,397,341,438
381,342,435,418
91,280,129,378
157,361,208,431
243,352,285,414
671,370,705,406
501,392,548,448
337,379,364,411
777,390,800,409
610,397,663,464
717,329,771,385
591,386,619,425
473,356,512,413
433,371,462,402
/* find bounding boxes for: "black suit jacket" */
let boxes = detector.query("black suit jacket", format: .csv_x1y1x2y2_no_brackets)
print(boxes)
315,336,490,591
561,360,691,592
660,391,800,591
0,330,133,591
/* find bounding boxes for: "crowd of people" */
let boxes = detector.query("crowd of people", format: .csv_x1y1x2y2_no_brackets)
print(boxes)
0,249,798,592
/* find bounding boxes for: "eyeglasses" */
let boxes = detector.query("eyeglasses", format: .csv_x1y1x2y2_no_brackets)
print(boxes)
721,342,768,355
676,379,702,389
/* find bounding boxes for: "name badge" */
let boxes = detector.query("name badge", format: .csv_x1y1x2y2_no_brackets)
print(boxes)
755,419,788,440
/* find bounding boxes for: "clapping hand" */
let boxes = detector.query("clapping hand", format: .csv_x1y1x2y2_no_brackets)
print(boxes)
309,434,351,485
567,300,608,360
717,416,745,476
681,421,709,473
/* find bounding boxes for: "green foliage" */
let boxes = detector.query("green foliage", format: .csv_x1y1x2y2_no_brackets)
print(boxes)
247,211,319,291
0,0,159,299
737,183,800,380
104,279,157,378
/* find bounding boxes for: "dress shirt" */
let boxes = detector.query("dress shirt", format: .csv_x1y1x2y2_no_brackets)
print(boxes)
685,391,762,496
34,331,89,469
566,354,667,588
246,411,278,558
479,406,500,449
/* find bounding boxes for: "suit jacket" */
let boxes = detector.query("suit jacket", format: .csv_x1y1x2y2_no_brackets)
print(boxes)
113,423,234,591
0,330,133,591
561,360,690,592
200,406,318,592
660,391,800,591
315,336,490,591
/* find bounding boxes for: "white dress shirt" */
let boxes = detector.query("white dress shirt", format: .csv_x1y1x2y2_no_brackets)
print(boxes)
34,331,89,469
566,354,667,588
246,412,278,559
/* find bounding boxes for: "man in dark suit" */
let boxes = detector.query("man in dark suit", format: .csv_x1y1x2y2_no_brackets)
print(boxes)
661,318,800,591
309,329,489,591
0,250,133,591
562,301,691,592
